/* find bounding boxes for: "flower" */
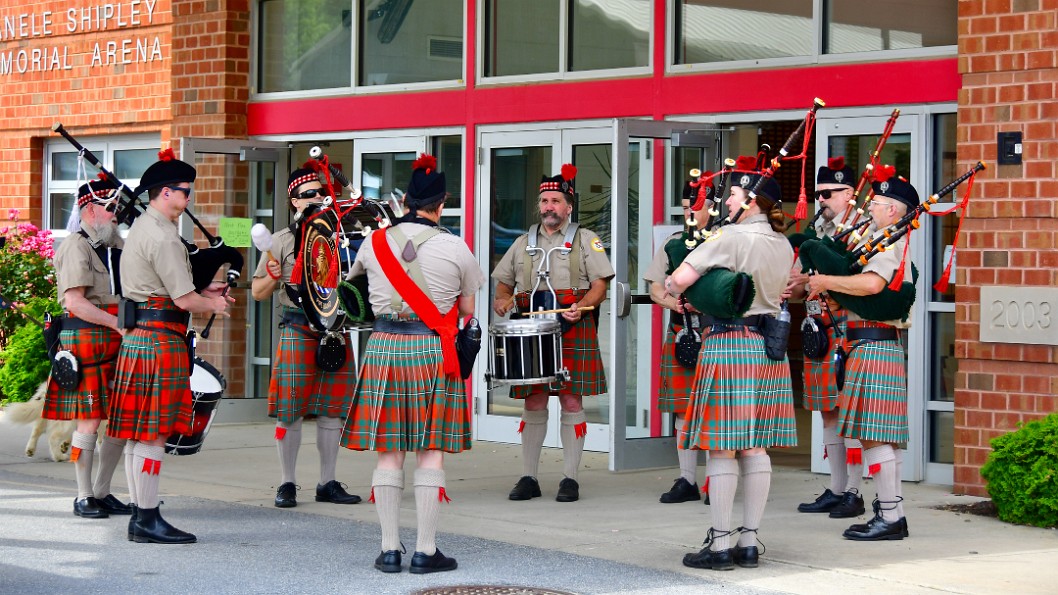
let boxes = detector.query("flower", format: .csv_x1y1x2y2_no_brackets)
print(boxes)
7,208,19,221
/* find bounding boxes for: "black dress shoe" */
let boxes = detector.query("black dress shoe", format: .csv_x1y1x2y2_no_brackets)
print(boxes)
829,490,866,518
131,506,197,544
316,480,362,504
127,505,138,541
555,477,580,502
797,488,842,513
660,478,700,503
73,497,109,519
734,545,759,568
682,547,734,571
409,549,457,574
508,476,541,501
374,550,402,573
96,494,134,515
275,482,297,508
843,514,905,541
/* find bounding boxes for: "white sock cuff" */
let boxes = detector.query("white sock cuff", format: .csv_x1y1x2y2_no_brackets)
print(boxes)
823,424,843,445
132,442,165,461
864,444,896,467
560,410,587,426
316,416,342,430
414,468,446,489
372,468,405,489
706,456,739,477
740,453,772,475
522,408,549,424
844,438,863,450
72,431,97,450
124,440,136,456
278,418,304,431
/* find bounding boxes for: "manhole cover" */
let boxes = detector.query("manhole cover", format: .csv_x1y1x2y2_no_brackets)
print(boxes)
412,587,576,595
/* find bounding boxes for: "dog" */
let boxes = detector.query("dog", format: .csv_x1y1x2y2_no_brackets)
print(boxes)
0,381,75,462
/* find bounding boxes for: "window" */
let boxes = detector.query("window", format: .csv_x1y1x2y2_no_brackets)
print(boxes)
258,0,353,93
825,0,957,54
483,0,650,79
675,0,813,65
359,0,463,86
45,136,159,237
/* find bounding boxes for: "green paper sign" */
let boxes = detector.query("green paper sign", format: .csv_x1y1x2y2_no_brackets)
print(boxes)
217,217,252,247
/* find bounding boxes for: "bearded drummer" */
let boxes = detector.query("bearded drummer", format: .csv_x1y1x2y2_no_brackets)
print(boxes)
45,178,132,520
491,164,614,503
250,165,362,509
107,149,232,544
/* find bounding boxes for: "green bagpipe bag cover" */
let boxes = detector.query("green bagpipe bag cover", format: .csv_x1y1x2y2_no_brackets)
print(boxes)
663,232,694,275
798,236,917,323
684,268,756,320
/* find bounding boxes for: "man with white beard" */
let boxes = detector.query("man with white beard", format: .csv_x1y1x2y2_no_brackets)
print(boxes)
44,177,133,520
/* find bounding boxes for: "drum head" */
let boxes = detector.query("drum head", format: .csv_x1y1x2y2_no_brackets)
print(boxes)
492,318,561,335
190,357,226,394
298,208,349,331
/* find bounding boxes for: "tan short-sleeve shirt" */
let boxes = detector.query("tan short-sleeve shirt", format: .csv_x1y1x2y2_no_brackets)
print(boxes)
119,205,197,302
847,228,911,327
491,220,615,291
643,231,681,285
252,226,298,309
54,227,124,308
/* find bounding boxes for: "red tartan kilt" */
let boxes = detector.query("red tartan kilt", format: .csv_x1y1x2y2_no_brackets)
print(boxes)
43,326,121,420
659,330,694,414
106,320,192,441
267,323,355,423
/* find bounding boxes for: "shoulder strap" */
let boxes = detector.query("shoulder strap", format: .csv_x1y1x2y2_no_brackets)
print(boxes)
78,230,122,297
522,224,540,290
386,225,443,313
565,223,581,289
371,228,460,378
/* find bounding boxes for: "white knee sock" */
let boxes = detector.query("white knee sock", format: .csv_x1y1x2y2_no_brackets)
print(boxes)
93,435,126,499
275,418,303,484
676,418,698,484
372,468,404,552
560,411,587,481
519,409,548,478
706,457,739,551
738,454,772,548
71,432,96,499
132,443,165,509
414,468,446,556
316,416,342,485
823,424,846,494
864,444,899,523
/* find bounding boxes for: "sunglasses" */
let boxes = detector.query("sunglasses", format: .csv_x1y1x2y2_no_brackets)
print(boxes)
296,188,327,199
815,188,847,200
167,186,193,198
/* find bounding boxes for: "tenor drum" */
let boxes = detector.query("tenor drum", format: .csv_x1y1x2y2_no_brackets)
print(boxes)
487,319,565,386
165,357,226,456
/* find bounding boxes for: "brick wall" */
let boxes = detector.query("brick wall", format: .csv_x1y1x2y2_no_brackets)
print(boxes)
955,0,1058,496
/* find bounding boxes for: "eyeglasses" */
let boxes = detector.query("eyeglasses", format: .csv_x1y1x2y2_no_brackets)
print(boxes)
815,188,848,200
869,200,894,208
296,188,327,199
167,186,193,198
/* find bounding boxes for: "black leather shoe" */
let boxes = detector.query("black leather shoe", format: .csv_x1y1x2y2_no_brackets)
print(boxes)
274,482,297,508
508,476,541,501
734,545,759,568
409,549,458,574
683,547,734,570
127,505,138,541
829,490,866,518
797,488,843,513
660,478,700,503
843,514,905,541
555,477,580,502
131,506,197,544
73,497,109,519
315,480,362,504
374,550,402,573
96,494,134,515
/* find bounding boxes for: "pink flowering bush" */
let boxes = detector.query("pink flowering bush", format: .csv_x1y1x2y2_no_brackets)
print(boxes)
0,210,58,351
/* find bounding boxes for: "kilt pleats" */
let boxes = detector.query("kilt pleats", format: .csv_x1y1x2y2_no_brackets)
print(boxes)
837,337,908,443
43,326,121,420
268,323,355,423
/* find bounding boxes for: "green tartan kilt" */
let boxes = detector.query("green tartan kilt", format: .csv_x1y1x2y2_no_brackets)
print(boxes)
268,323,355,423
510,315,607,399
802,315,847,412
659,327,695,414
106,320,192,441
43,326,121,420
837,338,908,443
340,332,470,453
681,327,797,451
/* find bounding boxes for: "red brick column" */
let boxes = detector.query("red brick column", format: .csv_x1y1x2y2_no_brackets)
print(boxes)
955,0,1058,496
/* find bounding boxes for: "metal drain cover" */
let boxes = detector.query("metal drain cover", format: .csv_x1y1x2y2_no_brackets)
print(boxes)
412,587,576,595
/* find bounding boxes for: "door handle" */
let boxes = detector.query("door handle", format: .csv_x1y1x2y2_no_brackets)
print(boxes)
615,281,631,318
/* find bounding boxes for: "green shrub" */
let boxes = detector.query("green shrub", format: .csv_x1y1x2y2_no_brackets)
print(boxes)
980,413,1058,528
0,297,62,404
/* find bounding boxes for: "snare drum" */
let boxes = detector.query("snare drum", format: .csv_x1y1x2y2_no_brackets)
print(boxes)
166,357,226,456
487,319,565,386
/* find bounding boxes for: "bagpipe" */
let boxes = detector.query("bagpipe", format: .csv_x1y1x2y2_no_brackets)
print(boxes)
51,124,245,304
798,161,986,322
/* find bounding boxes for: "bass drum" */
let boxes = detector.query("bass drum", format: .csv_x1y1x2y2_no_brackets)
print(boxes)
165,357,226,456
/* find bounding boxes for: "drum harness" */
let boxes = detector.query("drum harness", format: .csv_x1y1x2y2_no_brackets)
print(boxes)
518,223,593,332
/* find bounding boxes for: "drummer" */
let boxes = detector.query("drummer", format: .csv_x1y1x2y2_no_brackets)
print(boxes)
250,164,362,509
491,164,614,503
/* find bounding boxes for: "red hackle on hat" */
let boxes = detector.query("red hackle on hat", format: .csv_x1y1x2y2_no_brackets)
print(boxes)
412,153,437,175
158,148,176,162
828,156,845,170
97,171,106,180
734,155,757,171
873,164,897,183
561,163,577,181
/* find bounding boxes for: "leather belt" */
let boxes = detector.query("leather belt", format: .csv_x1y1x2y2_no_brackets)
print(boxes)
702,314,765,328
372,318,437,336
136,308,189,324
61,315,107,331
847,327,899,341
280,311,311,327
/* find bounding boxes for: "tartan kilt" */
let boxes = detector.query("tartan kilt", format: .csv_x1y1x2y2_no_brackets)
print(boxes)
681,327,796,451
801,314,847,412
509,315,607,399
106,319,192,441
43,326,121,420
341,331,470,453
837,337,908,443
659,327,695,414
268,323,355,423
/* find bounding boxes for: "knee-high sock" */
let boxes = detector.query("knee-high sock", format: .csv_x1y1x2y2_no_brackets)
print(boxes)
894,447,905,518
372,468,404,552
519,409,548,478
414,468,446,556
675,418,698,484
123,440,137,506
275,418,303,484
132,443,165,509
738,454,772,548
316,416,342,485
864,444,899,523
706,457,739,551
823,424,847,494
71,432,97,499
845,438,864,493
93,435,126,499
560,410,587,481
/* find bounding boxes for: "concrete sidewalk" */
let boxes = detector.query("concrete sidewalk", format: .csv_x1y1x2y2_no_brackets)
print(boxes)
1,420,1055,594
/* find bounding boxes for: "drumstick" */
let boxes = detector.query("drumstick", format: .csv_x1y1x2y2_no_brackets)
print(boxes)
523,305,596,316
251,223,277,263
